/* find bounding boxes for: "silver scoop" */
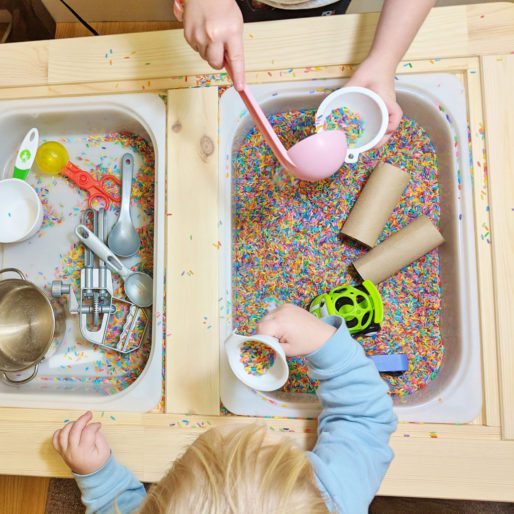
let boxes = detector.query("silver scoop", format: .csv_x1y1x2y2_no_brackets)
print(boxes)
108,153,141,257
75,224,153,308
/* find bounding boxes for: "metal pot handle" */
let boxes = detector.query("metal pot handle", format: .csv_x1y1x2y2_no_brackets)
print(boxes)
2,363,39,385
0,268,26,281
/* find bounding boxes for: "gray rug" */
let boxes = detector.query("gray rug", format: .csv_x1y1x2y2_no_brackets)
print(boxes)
44,478,514,514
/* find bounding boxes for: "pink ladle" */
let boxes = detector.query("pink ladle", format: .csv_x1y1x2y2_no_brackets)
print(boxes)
225,62,348,181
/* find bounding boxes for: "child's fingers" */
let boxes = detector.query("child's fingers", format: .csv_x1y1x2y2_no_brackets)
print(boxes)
68,411,93,449
376,103,403,147
387,102,403,133
225,37,245,91
52,429,62,452
80,422,102,447
206,41,224,70
58,421,74,452
256,318,281,339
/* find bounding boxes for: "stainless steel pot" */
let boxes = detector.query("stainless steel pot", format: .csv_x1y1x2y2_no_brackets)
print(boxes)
0,268,55,384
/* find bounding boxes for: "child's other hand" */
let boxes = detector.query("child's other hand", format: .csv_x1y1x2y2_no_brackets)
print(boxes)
52,411,110,475
346,57,403,146
256,304,336,357
175,0,245,90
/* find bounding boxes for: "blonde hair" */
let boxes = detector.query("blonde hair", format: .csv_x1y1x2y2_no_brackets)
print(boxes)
138,423,329,514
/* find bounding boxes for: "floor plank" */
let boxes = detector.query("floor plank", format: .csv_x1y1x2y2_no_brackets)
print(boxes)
0,475,49,514
370,496,514,513
55,21,181,39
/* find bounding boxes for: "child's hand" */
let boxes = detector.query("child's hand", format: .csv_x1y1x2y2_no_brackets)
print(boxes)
174,0,245,90
346,57,403,146
52,411,110,475
256,304,336,357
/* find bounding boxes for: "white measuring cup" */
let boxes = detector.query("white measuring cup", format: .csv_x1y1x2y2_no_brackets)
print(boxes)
316,86,388,164
0,179,44,243
225,333,289,392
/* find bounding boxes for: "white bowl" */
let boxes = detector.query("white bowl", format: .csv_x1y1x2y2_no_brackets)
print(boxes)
0,179,43,243
316,86,388,164
225,333,289,392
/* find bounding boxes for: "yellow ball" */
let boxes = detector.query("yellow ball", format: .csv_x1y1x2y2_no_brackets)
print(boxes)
35,141,69,176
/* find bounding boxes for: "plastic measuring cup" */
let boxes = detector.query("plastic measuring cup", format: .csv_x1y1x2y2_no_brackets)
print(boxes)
0,178,44,243
316,86,388,164
225,333,289,392
225,62,348,182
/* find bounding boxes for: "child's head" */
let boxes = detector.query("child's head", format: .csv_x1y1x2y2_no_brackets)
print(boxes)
139,423,329,514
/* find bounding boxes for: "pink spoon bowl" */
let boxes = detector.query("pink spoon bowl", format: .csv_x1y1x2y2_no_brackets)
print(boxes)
225,63,347,181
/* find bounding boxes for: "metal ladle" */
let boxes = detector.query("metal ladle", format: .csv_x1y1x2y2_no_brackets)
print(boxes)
75,224,153,308
108,153,141,257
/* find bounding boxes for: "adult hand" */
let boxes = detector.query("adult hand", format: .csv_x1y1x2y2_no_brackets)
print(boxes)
174,0,245,90
346,57,403,146
52,411,111,475
256,304,336,357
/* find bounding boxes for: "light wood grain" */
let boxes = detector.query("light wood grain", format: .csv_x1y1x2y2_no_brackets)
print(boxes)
0,475,49,514
481,54,514,440
46,7,462,85
0,410,512,500
0,41,49,87
56,21,181,39
465,62,501,427
0,56,472,101
0,4,509,90
467,3,514,55
166,88,220,416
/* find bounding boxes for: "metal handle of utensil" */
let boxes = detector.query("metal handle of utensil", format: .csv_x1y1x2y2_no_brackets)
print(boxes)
0,268,27,281
120,153,134,220
97,208,107,290
2,363,39,385
75,224,131,280
81,209,96,290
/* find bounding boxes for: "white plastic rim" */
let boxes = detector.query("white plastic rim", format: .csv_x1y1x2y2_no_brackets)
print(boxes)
0,178,43,243
225,333,289,392
316,86,388,164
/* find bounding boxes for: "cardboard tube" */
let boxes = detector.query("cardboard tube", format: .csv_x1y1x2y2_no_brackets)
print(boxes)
341,162,410,247
353,215,445,284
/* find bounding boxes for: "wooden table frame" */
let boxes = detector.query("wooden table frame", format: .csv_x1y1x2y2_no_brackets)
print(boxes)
0,3,513,502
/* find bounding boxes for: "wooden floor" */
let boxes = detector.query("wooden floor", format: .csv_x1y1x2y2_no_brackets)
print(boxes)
54,21,181,39
0,475,49,514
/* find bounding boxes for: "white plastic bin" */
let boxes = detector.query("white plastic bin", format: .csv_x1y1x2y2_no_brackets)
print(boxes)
219,75,482,423
0,94,166,412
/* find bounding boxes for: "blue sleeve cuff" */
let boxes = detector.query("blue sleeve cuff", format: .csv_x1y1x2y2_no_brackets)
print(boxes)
73,453,115,482
306,315,360,376
73,453,146,514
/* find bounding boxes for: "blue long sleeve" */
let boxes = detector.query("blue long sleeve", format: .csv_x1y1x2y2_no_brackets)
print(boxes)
306,316,397,514
73,454,147,514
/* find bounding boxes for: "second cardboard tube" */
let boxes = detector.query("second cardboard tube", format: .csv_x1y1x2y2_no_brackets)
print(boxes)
353,215,445,284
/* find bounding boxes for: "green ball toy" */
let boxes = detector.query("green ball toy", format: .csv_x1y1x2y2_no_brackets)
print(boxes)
309,280,384,336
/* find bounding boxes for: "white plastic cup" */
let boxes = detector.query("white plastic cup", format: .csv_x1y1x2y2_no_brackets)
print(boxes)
225,333,289,392
0,179,44,243
316,86,388,164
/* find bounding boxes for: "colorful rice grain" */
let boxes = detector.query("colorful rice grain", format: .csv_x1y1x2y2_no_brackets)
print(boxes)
232,109,442,398
320,106,365,145
240,341,276,376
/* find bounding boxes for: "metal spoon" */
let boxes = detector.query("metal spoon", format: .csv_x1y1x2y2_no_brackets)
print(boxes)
108,153,140,257
76,224,153,308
